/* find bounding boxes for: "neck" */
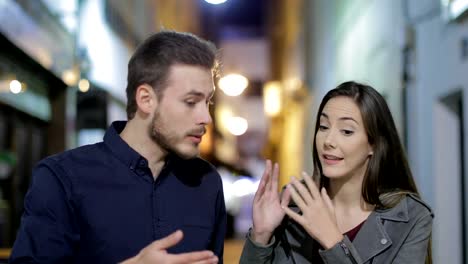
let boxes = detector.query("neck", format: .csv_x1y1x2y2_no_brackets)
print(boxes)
328,172,373,212
120,119,167,177
328,174,374,233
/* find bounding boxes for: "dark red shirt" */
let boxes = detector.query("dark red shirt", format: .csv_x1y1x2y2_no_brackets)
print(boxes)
345,220,366,241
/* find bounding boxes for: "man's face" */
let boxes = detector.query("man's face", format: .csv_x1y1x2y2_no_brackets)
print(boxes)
149,64,214,159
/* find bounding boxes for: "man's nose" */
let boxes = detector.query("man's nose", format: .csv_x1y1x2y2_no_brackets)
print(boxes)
198,105,212,125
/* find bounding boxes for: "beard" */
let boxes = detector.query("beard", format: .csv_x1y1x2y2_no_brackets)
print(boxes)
149,109,203,159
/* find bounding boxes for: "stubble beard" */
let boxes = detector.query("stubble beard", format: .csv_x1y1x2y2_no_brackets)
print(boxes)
149,109,198,159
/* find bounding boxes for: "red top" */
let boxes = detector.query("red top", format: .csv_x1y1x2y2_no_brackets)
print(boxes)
344,220,366,241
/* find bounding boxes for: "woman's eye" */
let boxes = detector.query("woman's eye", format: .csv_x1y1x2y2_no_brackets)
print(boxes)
185,101,196,106
342,129,354,135
319,125,328,131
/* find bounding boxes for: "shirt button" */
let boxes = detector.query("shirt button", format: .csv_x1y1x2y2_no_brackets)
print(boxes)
380,238,388,245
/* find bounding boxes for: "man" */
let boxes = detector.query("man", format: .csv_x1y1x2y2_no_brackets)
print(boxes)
10,31,226,264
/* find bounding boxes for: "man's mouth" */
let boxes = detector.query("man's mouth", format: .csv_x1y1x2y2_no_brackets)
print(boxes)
186,129,205,144
187,135,202,144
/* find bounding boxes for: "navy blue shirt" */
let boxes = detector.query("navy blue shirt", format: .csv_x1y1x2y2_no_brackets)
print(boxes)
10,121,226,264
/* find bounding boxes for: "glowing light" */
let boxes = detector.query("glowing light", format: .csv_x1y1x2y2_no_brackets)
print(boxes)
204,0,227,4
62,69,79,86
226,116,248,136
450,0,468,19
263,81,282,116
218,73,248,96
78,79,90,92
9,80,22,94
232,178,260,197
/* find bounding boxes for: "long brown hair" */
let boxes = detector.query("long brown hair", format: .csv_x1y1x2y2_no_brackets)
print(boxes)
311,81,431,263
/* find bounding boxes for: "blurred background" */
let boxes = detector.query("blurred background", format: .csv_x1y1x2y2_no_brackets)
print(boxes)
0,0,467,263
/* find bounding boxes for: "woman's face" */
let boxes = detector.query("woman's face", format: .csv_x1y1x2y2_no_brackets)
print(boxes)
315,96,373,181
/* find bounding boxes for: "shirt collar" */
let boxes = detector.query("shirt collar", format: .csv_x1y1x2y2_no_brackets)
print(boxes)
103,120,177,173
376,195,410,222
103,121,145,170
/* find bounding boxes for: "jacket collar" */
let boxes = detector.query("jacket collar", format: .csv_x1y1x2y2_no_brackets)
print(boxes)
352,196,409,262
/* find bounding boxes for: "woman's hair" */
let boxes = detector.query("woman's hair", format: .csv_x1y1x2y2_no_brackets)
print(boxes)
311,81,419,208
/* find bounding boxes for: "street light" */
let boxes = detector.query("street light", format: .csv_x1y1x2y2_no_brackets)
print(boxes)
218,73,248,96
204,0,228,5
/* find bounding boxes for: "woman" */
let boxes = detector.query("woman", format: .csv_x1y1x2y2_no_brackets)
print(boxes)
240,81,433,263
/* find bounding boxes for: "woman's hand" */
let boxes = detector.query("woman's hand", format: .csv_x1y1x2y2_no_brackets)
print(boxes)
251,160,290,245
283,172,343,249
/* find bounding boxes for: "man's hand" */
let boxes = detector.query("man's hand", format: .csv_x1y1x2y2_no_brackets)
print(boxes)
120,230,218,264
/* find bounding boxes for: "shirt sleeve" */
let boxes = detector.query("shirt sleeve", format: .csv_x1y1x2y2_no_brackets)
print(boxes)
211,178,227,264
9,160,79,264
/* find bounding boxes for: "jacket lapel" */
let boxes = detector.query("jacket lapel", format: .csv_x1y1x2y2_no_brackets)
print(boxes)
352,198,409,263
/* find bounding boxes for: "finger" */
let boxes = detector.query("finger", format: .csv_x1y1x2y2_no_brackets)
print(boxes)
282,204,304,226
286,183,307,209
321,187,335,214
264,160,273,193
171,251,216,264
270,162,279,193
290,177,313,205
150,230,183,250
280,187,291,207
191,255,219,264
255,160,272,200
302,171,321,200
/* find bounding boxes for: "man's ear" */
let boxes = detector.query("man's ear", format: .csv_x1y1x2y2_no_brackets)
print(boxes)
135,84,157,114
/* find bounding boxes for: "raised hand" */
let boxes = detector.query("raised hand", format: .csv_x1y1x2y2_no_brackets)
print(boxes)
282,172,343,249
120,230,218,264
251,160,290,245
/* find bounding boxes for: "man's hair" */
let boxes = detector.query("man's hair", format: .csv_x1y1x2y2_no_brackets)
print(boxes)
126,31,218,119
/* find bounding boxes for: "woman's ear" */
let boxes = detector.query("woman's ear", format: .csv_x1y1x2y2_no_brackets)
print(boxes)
135,84,157,114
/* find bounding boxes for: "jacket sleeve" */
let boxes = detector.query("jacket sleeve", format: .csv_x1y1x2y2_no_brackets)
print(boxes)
318,236,362,264
240,229,292,264
211,178,227,263
9,161,79,264
239,230,276,264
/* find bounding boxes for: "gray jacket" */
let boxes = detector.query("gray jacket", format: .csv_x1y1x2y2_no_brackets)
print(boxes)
240,194,433,264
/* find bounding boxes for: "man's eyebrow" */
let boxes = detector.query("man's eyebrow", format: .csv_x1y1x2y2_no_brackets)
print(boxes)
185,90,205,97
185,90,215,99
